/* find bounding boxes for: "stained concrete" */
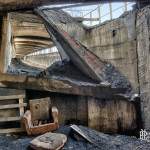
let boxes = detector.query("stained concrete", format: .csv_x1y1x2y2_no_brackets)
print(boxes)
136,5,150,130
0,4,150,133
81,11,139,93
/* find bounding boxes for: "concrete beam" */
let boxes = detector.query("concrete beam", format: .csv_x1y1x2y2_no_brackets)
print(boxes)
36,9,109,82
0,73,125,99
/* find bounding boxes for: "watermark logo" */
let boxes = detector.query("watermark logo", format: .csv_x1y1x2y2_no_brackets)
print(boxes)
140,129,150,142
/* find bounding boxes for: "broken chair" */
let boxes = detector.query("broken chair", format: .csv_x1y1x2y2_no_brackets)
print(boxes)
22,97,59,135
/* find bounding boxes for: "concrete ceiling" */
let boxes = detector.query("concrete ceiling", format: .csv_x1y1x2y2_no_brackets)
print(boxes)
10,12,53,57
3,0,149,57
0,0,138,12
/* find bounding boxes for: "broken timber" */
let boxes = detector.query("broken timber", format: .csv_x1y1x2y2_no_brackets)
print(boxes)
0,93,26,133
0,73,125,99
70,125,101,149
35,9,110,82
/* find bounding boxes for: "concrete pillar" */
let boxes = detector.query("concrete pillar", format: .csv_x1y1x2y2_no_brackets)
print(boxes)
0,13,12,73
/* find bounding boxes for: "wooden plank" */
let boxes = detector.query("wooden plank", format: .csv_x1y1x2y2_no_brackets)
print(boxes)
19,98,24,116
0,103,27,109
0,88,25,96
0,128,24,134
0,117,21,122
70,125,93,143
70,125,101,149
0,95,25,100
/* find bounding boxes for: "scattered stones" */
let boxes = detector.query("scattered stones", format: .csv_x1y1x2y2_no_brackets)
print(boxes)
0,126,149,150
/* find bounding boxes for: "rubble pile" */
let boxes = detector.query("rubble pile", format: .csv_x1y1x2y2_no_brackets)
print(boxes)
38,60,98,83
0,126,150,150
7,58,43,76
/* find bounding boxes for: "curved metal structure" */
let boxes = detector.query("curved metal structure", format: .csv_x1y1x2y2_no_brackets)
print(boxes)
0,0,138,12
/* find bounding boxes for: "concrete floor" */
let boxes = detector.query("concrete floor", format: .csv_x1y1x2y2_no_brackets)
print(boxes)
0,126,150,150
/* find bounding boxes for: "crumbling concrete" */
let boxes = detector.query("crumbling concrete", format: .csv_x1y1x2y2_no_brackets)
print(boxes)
136,5,150,130
81,11,138,93
1,2,150,134
7,58,43,76
38,60,98,83
36,9,133,96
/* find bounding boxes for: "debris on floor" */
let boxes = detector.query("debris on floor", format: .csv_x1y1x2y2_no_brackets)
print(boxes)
70,125,101,149
70,124,93,143
0,125,150,150
30,132,67,150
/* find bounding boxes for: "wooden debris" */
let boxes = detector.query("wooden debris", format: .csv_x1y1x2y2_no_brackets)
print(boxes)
0,92,26,133
70,125,101,149
70,125,93,143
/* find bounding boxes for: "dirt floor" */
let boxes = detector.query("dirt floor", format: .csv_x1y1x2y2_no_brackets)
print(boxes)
0,126,150,150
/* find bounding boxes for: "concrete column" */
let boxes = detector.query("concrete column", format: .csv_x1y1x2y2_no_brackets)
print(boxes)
0,13,12,73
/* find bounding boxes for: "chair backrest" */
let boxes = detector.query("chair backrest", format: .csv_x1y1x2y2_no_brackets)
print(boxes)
29,97,51,122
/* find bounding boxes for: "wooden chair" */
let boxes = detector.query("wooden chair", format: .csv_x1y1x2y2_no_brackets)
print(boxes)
22,106,59,135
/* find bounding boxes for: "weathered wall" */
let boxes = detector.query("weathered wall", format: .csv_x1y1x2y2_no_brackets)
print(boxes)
88,97,137,133
27,90,137,133
136,6,150,129
81,11,139,92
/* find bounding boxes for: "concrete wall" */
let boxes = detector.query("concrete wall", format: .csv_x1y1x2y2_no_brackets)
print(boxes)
27,90,137,134
136,6,150,129
1,8,150,131
81,11,139,92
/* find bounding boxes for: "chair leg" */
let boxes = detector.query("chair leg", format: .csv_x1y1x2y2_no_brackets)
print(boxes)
51,106,59,124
